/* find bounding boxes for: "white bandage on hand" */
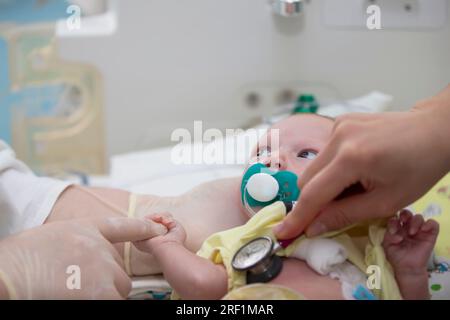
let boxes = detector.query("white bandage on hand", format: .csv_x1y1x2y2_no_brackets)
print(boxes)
289,238,348,275
289,239,369,300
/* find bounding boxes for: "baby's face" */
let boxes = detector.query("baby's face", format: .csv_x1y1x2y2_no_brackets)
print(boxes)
249,114,333,177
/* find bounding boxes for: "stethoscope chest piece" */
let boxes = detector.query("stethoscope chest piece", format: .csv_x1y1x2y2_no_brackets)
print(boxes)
231,236,283,284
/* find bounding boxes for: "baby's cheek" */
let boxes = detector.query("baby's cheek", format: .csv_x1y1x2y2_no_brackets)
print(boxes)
288,161,309,177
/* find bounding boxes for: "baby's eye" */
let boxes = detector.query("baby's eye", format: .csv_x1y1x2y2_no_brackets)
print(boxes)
297,150,317,160
257,147,271,158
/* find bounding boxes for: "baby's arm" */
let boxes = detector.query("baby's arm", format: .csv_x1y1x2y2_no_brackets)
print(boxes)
383,210,439,300
135,213,228,300
152,242,228,300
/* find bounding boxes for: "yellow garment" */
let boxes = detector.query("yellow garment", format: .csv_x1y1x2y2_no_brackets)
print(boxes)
196,201,402,300
223,284,305,300
410,173,450,259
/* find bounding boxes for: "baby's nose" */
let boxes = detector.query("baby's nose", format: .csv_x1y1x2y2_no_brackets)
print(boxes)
265,154,287,170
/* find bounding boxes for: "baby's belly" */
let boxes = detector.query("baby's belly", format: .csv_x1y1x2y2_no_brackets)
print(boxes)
269,258,344,300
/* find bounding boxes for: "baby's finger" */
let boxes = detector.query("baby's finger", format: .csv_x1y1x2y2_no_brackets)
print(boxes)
164,220,178,231
383,222,403,246
143,213,165,223
161,216,173,224
168,219,186,235
409,214,424,236
420,219,439,235
383,229,403,246
143,212,174,226
157,212,173,219
399,209,413,225
387,217,400,235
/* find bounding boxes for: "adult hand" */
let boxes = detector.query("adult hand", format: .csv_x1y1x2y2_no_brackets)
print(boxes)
275,85,450,239
0,217,165,299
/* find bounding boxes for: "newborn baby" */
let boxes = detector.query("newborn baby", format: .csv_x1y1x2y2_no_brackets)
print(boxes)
131,114,439,300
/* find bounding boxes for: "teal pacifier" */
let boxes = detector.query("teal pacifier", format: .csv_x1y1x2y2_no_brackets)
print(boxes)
241,163,300,213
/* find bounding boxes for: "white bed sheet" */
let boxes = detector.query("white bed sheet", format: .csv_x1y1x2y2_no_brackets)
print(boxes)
107,125,268,195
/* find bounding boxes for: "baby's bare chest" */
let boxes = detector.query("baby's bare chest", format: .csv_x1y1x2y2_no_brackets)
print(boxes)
269,258,344,299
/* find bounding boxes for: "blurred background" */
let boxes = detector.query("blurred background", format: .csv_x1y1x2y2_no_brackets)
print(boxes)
0,0,449,182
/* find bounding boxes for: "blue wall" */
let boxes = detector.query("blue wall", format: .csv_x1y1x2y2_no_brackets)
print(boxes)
0,38,11,143
0,0,69,24
0,0,71,143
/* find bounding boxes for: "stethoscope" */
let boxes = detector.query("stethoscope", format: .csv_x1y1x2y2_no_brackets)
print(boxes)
234,163,300,283
231,234,297,284
232,200,297,284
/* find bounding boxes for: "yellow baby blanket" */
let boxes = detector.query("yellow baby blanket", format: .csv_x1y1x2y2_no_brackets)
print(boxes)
196,201,402,300
410,173,450,259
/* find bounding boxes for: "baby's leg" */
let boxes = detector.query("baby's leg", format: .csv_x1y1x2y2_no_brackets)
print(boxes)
383,210,439,300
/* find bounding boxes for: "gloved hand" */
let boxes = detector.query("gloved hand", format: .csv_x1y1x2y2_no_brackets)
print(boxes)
0,217,166,299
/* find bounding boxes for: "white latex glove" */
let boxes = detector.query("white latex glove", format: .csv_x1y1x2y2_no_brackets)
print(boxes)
0,217,166,299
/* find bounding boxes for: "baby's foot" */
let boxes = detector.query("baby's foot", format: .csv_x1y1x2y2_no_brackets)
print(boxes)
382,209,439,299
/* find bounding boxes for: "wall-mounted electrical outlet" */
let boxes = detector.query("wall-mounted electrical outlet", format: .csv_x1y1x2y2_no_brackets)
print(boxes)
236,81,341,119
323,0,448,29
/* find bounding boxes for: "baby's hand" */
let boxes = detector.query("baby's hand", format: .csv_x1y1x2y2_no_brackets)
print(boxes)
383,209,439,274
134,212,186,253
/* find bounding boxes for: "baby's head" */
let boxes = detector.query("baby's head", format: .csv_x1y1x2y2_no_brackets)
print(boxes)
249,113,334,178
